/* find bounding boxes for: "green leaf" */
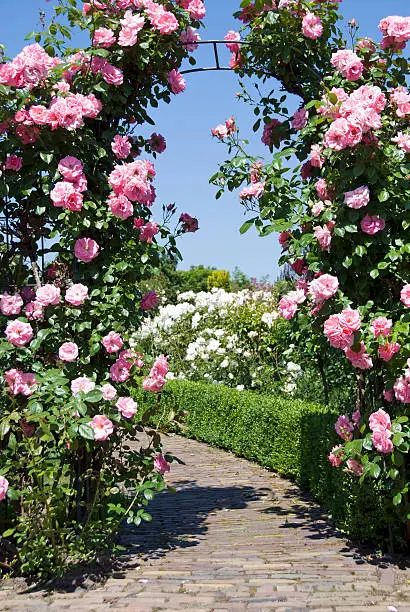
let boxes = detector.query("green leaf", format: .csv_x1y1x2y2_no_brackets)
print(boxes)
143,489,154,501
79,424,95,440
2,528,15,538
378,189,390,202
239,219,256,234
393,492,402,506
84,390,103,403
40,152,53,165
30,328,53,351
141,512,152,522
370,269,379,279
368,462,381,478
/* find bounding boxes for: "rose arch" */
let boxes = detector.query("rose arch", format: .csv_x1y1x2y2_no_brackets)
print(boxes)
0,0,410,576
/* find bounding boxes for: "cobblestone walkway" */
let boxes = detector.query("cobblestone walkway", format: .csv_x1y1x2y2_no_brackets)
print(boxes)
2,434,410,611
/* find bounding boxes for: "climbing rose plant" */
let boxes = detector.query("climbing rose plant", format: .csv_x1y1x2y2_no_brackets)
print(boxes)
0,0,200,576
212,0,410,532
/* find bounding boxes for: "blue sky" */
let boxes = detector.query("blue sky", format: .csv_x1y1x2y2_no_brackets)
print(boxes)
1,0,409,280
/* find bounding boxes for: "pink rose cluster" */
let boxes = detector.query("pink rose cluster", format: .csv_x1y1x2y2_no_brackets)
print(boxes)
109,348,143,383
392,131,410,152
211,116,237,140
345,341,373,370
324,308,361,350
331,49,363,82
142,354,168,392
90,57,124,86
309,274,339,304
379,16,410,51
118,11,145,46
0,43,58,90
328,445,343,467
5,368,36,396
29,93,102,131
133,218,159,243
51,156,87,211
145,1,178,34
239,182,265,200
369,409,393,454
278,289,306,320
322,85,386,151
108,159,156,206
178,0,206,20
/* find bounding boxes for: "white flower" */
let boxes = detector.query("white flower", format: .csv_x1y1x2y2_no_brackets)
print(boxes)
236,384,245,391
220,359,229,368
248,330,258,339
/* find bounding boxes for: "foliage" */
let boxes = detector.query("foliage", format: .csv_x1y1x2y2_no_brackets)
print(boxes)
0,0,201,576
207,269,231,291
213,1,410,531
141,379,388,544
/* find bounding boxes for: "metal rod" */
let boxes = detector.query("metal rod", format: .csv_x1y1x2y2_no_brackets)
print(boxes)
180,67,232,75
213,42,221,70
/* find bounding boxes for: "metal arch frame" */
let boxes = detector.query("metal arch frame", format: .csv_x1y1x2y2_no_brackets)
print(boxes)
179,39,252,75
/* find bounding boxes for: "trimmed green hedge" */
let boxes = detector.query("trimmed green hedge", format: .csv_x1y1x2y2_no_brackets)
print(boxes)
139,380,386,543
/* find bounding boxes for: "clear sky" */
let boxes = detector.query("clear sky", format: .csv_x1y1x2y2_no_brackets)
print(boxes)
1,0,409,280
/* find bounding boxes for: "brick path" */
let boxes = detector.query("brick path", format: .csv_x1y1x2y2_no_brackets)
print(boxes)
1,434,410,611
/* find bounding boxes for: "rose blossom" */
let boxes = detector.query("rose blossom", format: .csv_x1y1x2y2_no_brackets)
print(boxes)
149,132,166,153
110,359,131,382
89,415,114,441
116,396,137,419
5,320,33,346
392,131,410,152
111,134,131,159
109,194,133,220
101,383,117,400
58,342,78,362
345,342,373,370
154,454,171,474
71,376,95,395
65,283,88,306
102,331,123,354
328,445,343,467
50,181,83,211
312,202,325,217
335,414,354,441
372,428,393,453
344,185,370,209
369,408,391,431
379,342,401,362
142,375,166,392
36,284,60,307
74,237,99,263
400,284,410,307
5,369,37,396
370,316,392,338
25,300,43,320
58,156,84,182
150,354,169,379
360,215,385,235
140,291,158,311
309,274,339,303
0,292,23,315
313,225,332,251
4,155,22,171
0,476,9,502
181,26,200,52
346,459,364,476
167,69,186,94
93,27,116,48
394,377,410,403
302,12,323,40
383,389,394,403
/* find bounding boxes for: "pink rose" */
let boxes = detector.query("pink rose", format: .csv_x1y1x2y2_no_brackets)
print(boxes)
116,396,137,419
146,4,178,34
167,69,186,94
370,316,392,338
0,292,23,316
181,27,200,52
4,155,22,171
345,342,373,370
369,408,391,431
58,342,78,362
302,12,323,40
65,283,88,306
378,342,401,362
5,369,37,396
154,454,171,474
383,389,394,403
150,354,169,378
224,30,241,53
50,181,83,211
346,459,364,476
179,213,198,232
109,194,133,220
142,375,166,392
110,359,131,382
372,428,393,454
312,202,325,217
394,377,410,403
111,134,131,160
392,131,410,152
335,414,354,441
140,291,159,311
101,62,124,85
71,376,95,395
309,274,339,303
101,383,117,400
93,27,116,48
5,320,33,346
239,182,265,200
36,284,60,307
313,225,332,251
328,445,343,468
400,284,410,307
25,300,44,321
89,415,114,441
279,295,298,320
344,185,370,209
360,215,385,235
102,331,123,354
0,476,9,501
58,156,84,182
74,237,99,263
